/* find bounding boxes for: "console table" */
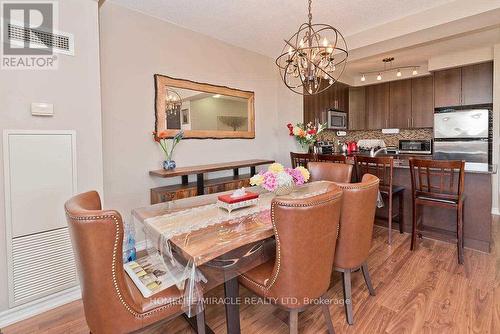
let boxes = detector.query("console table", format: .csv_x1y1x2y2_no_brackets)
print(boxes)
149,159,274,204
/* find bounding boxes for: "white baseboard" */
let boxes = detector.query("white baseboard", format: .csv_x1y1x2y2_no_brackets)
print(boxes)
0,286,81,328
492,207,500,216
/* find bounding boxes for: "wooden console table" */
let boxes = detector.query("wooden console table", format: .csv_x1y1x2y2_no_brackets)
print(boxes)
149,159,274,204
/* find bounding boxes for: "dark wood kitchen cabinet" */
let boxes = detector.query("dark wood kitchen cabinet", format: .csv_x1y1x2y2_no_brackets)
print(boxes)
461,62,493,105
434,67,462,108
389,79,412,128
365,83,390,129
434,61,493,108
303,82,349,124
348,86,366,130
411,75,434,128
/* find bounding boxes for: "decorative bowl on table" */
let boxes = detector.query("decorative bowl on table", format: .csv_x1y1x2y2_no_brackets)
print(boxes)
249,163,310,196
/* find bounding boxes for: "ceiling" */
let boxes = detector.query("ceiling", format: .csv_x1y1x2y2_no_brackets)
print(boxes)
111,0,456,58
110,0,500,86
345,27,500,78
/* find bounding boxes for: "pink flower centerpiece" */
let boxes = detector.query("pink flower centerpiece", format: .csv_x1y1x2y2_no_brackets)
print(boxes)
250,163,310,196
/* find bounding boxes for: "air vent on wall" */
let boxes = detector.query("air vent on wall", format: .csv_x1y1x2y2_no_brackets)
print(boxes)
7,23,74,55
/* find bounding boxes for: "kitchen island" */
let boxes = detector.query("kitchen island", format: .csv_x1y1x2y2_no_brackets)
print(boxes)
346,153,497,253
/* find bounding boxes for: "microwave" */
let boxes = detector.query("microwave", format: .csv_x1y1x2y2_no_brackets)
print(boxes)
327,110,347,129
398,139,432,154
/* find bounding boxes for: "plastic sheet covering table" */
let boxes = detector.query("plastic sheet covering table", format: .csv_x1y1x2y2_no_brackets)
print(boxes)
131,181,334,327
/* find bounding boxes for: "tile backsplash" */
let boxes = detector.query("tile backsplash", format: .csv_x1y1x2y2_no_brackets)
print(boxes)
318,128,433,147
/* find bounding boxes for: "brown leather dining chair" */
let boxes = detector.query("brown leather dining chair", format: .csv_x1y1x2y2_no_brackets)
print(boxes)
290,152,316,168
239,184,343,334
409,159,466,264
333,174,380,325
354,156,405,244
65,191,206,334
308,161,353,184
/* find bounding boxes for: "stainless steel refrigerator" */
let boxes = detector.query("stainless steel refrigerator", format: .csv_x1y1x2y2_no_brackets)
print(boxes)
433,108,491,163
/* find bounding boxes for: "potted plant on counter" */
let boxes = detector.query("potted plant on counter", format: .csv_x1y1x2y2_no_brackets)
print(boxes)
152,130,184,170
287,122,326,153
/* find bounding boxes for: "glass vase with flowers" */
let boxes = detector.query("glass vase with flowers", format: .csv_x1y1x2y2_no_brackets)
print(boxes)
286,122,326,153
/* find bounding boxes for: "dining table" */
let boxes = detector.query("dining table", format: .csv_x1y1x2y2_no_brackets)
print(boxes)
131,181,335,334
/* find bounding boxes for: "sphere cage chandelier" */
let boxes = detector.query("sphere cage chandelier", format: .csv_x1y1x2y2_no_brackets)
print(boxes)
165,88,182,115
276,0,348,96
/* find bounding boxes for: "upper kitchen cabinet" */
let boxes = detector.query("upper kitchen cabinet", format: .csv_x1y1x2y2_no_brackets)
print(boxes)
434,61,493,108
365,83,390,130
348,86,365,130
434,67,461,108
389,79,412,128
411,75,434,128
461,62,493,105
303,82,349,124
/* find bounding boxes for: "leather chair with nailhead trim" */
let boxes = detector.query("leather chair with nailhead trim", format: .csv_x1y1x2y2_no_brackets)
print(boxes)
65,191,206,334
238,184,343,334
333,174,380,325
308,161,353,184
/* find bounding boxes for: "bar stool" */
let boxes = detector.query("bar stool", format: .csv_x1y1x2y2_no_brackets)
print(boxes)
409,159,466,264
354,156,405,244
290,152,316,168
317,154,347,164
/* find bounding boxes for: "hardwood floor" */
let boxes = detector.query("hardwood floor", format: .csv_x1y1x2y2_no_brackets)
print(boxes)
3,218,499,334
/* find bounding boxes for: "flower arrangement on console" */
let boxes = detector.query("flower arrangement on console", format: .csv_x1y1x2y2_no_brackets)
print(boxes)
152,130,184,170
250,163,310,195
286,122,326,152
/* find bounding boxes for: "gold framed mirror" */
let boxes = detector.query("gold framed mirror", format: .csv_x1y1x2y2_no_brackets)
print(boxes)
154,74,255,139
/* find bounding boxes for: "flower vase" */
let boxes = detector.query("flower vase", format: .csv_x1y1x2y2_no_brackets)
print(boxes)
295,141,310,153
274,183,295,196
163,160,176,170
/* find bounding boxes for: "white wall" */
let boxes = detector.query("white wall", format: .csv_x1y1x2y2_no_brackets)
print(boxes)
0,0,103,312
99,3,301,236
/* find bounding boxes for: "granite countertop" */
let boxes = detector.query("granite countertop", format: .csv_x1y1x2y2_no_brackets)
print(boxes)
338,152,497,174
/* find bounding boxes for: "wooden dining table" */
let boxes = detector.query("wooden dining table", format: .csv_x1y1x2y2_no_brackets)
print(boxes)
132,181,333,334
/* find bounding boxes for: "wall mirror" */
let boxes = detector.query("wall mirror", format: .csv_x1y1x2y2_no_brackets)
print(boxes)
154,74,255,139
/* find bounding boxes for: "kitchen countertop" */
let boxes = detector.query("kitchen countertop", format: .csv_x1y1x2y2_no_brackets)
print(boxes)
336,152,497,174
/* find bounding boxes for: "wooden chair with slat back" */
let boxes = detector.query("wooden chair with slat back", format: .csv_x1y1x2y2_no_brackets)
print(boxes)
354,156,405,244
316,154,347,164
409,159,466,264
290,152,316,168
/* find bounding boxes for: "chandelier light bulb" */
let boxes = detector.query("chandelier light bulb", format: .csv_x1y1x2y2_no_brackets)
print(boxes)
361,75,366,82
396,69,402,77
412,68,418,75
322,37,328,47
287,46,293,56
329,79,334,85
377,73,382,81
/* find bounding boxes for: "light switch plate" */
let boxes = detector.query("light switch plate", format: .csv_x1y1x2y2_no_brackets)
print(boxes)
31,103,54,116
